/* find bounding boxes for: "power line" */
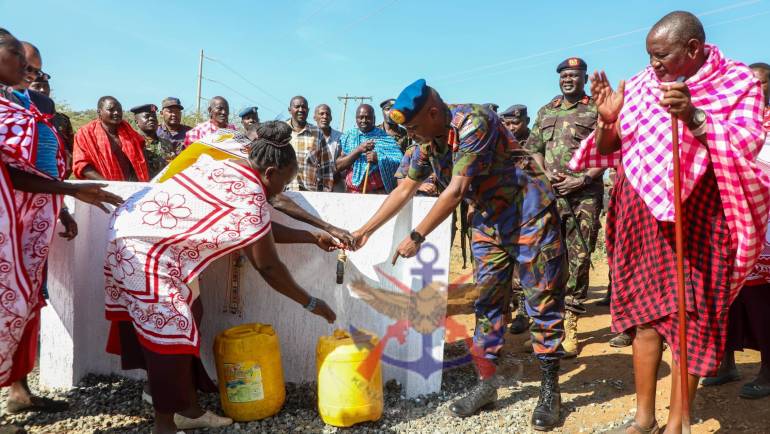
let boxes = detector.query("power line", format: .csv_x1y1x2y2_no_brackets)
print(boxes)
337,0,399,33
202,77,278,115
439,7,770,87
432,0,760,84
204,55,286,108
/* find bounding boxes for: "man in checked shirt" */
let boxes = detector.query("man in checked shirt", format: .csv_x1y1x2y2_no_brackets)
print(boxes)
286,95,334,191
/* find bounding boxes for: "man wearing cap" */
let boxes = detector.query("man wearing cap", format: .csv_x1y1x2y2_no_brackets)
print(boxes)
500,104,531,143
157,97,191,151
184,96,235,147
130,104,177,178
526,57,603,358
379,98,411,153
238,106,259,130
498,104,534,336
352,79,566,430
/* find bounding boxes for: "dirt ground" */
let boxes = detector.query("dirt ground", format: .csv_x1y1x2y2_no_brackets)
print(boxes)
445,236,769,433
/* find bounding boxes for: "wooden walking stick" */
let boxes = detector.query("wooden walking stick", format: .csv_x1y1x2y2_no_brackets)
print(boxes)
671,76,691,434
362,162,371,194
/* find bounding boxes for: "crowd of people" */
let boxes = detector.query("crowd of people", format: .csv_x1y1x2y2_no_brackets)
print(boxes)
1,8,769,434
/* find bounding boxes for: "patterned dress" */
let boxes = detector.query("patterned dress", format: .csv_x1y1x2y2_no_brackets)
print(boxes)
104,158,271,355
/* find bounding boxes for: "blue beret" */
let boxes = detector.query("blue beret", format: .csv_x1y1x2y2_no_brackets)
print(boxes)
238,106,258,118
556,57,587,73
500,104,528,119
390,79,429,125
129,104,157,115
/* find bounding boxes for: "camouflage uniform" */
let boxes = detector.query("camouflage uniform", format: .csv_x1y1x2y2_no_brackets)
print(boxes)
397,104,566,361
525,95,601,313
143,137,178,179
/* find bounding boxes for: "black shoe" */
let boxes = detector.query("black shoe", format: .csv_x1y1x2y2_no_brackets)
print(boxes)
531,359,561,431
509,313,529,334
449,378,497,417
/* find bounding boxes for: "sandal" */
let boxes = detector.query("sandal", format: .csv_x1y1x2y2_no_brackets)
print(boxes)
607,420,660,434
4,396,69,414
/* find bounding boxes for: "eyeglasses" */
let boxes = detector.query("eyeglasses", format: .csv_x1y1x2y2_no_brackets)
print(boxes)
25,65,51,81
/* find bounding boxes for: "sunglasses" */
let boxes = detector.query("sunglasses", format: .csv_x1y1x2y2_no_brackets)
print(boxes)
25,65,51,81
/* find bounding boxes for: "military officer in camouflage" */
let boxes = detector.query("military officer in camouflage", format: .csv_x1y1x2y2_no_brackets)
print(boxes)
525,57,605,358
353,79,566,430
130,104,179,178
500,104,531,143
500,104,532,335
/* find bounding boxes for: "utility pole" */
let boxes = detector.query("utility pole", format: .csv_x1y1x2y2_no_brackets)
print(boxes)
196,49,204,123
337,94,372,131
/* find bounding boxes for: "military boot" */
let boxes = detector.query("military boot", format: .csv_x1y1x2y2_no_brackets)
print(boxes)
562,310,579,358
509,293,530,335
531,359,561,431
449,376,497,417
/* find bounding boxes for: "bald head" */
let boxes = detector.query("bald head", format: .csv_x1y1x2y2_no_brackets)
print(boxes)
648,11,705,44
355,104,375,133
646,11,707,81
208,96,230,127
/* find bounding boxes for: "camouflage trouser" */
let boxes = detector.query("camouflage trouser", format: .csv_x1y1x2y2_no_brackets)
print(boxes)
556,193,602,314
472,205,567,362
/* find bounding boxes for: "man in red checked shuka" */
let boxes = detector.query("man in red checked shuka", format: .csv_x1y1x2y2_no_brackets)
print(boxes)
570,12,770,434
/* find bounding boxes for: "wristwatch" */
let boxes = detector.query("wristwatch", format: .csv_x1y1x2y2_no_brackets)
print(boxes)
303,296,318,312
410,230,425,244
689,108,708,136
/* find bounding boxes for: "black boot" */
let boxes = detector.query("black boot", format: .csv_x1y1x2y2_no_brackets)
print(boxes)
531,359,561,431
449,377,497,417
509,293,529,334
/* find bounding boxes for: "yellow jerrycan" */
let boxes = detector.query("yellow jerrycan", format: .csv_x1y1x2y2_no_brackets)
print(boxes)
316,329,383,427
214,323,285,421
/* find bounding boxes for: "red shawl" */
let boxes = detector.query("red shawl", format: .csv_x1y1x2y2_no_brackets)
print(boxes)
73,119,149,181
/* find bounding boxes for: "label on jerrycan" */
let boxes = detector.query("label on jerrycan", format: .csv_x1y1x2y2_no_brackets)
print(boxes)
224,361,264,403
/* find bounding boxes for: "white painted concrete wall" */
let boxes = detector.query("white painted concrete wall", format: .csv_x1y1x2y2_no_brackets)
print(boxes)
41,183,451,397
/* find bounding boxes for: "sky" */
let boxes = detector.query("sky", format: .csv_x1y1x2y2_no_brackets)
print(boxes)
2,0,769,129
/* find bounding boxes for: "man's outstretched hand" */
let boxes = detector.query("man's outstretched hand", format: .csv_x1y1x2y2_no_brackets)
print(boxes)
326,226,354,248
315,232,344,252
71,183,123,213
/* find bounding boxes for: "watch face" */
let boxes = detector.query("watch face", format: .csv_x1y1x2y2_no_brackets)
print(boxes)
695,109,706,123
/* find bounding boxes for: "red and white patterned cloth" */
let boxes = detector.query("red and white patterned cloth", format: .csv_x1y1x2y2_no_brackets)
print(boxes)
0,92,64,384
744,106,770,286
183,120,236,147
569,44,770,298
104,158,271,355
